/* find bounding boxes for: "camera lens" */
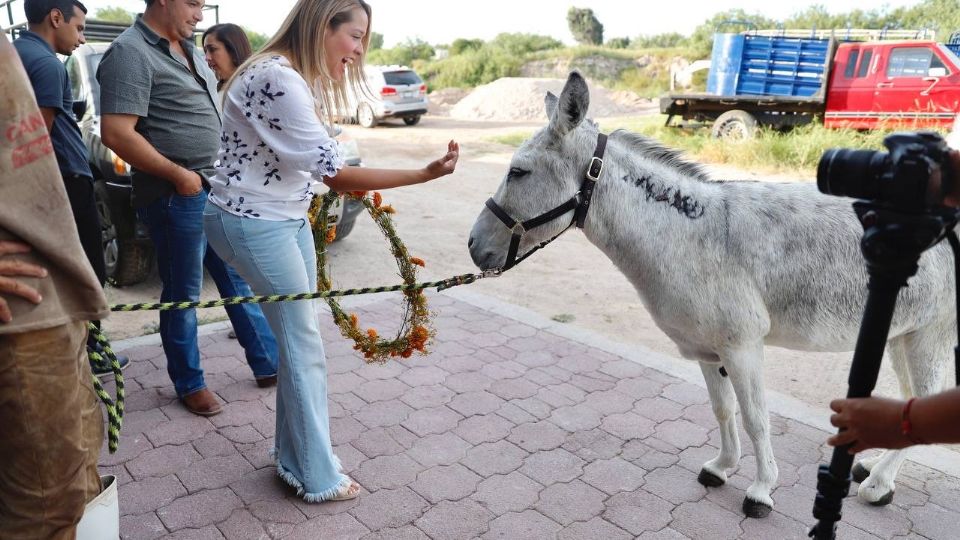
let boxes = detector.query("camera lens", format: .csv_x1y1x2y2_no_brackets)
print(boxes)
817,149,889,200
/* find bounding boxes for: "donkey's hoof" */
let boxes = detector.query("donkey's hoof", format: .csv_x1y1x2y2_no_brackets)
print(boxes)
697,469,725,487
743,498,773,518
858,477,895,506
867,490,895,506
851,462,870,483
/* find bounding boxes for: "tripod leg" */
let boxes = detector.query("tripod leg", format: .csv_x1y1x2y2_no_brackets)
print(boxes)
697,361,741,487
721,342,778,517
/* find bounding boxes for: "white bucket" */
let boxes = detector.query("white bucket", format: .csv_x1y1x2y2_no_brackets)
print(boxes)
76,475,119,540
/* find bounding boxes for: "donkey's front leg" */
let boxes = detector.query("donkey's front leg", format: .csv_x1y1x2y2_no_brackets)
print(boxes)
722,343,778,518
697,361,741,487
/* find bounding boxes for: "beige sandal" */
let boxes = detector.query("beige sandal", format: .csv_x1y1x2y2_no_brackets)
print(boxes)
328,478,361,501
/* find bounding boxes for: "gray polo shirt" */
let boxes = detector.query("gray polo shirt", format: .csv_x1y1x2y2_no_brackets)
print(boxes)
97,15,221,207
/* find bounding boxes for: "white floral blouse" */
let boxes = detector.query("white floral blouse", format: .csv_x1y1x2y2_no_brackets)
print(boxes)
209,55,344,221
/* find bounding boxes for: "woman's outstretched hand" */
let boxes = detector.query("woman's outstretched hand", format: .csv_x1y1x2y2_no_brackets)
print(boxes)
424,140,460,181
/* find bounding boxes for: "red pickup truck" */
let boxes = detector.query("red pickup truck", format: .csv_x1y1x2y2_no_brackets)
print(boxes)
661,32,960,138
826,40,960,129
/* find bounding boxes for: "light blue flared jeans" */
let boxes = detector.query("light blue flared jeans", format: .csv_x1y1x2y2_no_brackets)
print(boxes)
203,201,349,501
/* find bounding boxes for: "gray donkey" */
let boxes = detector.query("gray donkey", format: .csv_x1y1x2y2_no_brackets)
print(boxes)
468,72,955,518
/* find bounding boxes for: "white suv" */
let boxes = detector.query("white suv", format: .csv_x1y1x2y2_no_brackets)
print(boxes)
349,65,428,128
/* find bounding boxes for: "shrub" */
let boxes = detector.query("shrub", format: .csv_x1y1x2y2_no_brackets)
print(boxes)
416,47,523,89
489,33,563,56
450,38,485,56
606,37,631,49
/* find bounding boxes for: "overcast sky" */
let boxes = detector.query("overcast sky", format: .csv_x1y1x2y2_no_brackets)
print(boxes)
67,0,924,46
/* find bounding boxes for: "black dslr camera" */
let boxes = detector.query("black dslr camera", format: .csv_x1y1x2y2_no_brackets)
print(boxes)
809,130,960,540
817,131,956,212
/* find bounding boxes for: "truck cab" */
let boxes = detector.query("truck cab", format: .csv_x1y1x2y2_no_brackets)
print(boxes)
826,41,960,129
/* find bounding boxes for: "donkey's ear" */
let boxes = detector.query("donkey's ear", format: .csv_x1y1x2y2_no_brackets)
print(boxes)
548,71,589,137
544,92,559,119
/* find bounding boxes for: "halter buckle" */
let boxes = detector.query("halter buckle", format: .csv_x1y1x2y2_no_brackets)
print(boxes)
483,268,503,278
511,222,526,234
586,156,604,181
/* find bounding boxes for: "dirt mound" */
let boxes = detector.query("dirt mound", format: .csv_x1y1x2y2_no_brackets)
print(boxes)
427,87,469,116
450,77,651,122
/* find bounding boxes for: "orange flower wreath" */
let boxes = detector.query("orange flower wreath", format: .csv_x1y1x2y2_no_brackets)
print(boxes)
309,190,434,363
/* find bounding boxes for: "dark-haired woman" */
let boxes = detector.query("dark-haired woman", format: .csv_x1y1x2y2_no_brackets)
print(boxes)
202,23,252,95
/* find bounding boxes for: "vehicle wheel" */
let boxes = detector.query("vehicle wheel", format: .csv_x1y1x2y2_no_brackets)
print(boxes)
112,241,153,287
403,115,421,126
711,110,759,140
93,180,119,280
332,213,357,241
107,191,154,287
357,103,377,128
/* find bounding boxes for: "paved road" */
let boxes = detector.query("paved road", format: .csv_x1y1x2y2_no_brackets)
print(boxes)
101,290,960,539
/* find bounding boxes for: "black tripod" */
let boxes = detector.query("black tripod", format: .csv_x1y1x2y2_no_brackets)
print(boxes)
809,202,960,539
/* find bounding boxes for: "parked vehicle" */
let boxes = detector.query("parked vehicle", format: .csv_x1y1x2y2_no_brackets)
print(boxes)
339,65,429,128
660,26,960,138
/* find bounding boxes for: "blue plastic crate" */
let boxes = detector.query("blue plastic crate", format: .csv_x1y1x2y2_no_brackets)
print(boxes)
706,33,831,97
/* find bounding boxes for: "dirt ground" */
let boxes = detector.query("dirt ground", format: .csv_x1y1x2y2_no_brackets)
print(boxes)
102,114,952,415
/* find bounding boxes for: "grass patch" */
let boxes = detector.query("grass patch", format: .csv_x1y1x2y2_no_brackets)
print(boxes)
488,131,534,146
485,116,911,176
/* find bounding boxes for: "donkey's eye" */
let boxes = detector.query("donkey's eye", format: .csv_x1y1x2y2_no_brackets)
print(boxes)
507,167,530,180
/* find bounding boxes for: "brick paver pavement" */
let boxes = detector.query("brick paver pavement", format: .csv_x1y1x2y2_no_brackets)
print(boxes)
101,292,960,539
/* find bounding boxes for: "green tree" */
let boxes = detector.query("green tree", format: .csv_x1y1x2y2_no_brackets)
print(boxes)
94,6,134,24
368,32,384,51
783,5,892,31
243,28,269,52
450,38,484,56
688,10,775,58
895,0,960,39
366,38,434,66
567,7,603,46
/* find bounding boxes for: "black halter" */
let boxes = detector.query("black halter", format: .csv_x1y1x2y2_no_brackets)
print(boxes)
483,132,607,274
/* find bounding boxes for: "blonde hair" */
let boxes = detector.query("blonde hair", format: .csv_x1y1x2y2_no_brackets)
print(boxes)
223,0,372,126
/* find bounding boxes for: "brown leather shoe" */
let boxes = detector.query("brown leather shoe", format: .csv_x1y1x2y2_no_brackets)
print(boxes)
256,375,278,388
180,388,223,416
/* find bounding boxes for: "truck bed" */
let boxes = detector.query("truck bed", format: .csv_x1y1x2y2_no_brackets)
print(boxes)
660,93,825,119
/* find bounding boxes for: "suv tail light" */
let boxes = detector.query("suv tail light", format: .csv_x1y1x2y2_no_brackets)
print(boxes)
419,84,427,94
110,150,130,175
381,86,397,96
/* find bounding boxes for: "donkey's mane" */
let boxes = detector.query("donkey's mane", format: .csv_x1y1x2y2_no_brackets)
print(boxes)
610,129,713,182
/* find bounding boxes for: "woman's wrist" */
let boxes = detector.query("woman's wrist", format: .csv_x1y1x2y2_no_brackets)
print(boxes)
417,168,433,183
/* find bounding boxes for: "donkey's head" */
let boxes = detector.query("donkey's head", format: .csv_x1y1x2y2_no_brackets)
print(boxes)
468,71,599,271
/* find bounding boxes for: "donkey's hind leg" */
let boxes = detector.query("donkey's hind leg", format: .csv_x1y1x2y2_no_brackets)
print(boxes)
721,342,778,518
697,361,742,488
858,326,951,505
851,338,911,488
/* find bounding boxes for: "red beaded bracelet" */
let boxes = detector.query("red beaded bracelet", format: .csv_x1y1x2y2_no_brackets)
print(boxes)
901,397,928,445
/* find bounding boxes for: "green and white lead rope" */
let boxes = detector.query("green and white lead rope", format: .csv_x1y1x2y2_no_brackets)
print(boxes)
108,273,481,313
91,272,486,453
88,322,125,453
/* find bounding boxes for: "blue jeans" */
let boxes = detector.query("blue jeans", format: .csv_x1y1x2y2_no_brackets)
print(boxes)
203,201,349,501
138,191,278,397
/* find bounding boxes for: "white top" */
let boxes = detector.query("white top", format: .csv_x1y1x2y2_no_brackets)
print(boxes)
209,55,343,221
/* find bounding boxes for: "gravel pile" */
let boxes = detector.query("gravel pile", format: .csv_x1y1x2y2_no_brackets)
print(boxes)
449,77,652,122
